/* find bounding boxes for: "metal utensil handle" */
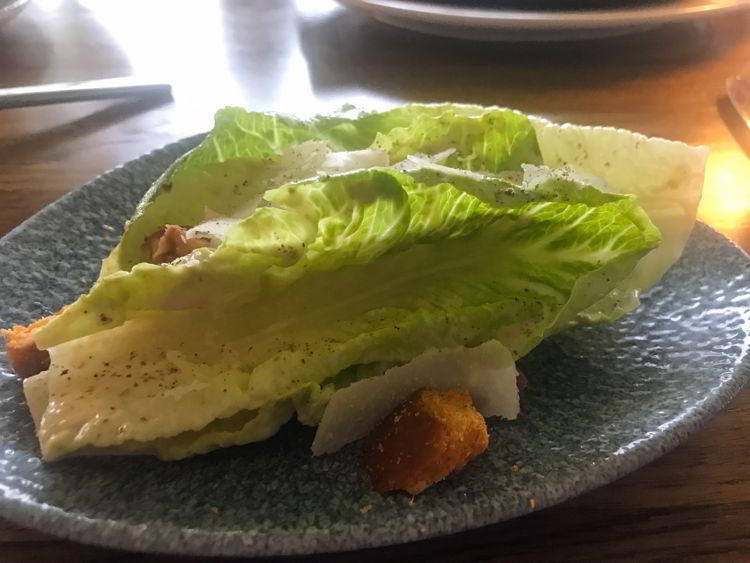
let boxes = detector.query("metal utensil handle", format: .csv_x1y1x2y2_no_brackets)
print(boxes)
0,77,172,109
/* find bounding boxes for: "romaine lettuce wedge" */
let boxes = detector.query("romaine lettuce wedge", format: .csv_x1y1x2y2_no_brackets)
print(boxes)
20,103,707,461
30,164,660,460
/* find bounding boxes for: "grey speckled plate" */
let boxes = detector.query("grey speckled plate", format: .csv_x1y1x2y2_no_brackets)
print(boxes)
1,136,749,557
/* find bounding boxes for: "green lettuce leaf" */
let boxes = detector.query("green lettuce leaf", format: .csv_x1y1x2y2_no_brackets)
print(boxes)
102,105,542,274
31,166,659,460
37,167,658,348
371,109,541,172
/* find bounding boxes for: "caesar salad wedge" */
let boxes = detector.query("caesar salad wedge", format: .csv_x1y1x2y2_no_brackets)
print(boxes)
3,104,706,472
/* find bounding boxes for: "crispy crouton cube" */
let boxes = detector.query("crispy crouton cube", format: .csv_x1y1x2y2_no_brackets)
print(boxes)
1,313,59,378
144,224,210,264
363,388,489,495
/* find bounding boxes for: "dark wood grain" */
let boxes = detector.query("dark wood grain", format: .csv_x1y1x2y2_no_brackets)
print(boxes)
0,1,749,561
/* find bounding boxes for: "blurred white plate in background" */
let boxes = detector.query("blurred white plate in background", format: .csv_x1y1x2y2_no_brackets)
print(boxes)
337,0,750,40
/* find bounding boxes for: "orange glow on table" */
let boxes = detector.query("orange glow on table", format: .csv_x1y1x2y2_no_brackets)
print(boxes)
698,146,750,240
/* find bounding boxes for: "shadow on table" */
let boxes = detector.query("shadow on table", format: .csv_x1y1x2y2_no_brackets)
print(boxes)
0,5,52,86
0,96,172,164
297,9,746,108
0,9,53,87
0,0,174,165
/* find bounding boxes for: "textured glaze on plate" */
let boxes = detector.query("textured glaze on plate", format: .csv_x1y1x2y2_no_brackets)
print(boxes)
1,137,749,556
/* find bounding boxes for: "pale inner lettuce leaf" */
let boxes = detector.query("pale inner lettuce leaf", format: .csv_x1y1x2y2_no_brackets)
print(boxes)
29,166,660,460
26,310,294,460
530,117,708,323
311,340,519,455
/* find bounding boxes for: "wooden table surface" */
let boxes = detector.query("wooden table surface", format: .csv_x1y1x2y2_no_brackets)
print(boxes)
1,1,749,561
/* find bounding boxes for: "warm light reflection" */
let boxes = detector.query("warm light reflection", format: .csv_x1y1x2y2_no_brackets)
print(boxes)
277,0,401,116
67,0,399,127
294,0,341,19
33,0,66,11
267,47,317,116
697,147,750,236
76,0,244,131
272,48,400,118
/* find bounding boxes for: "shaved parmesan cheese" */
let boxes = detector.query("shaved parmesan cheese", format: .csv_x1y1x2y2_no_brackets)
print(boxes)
319,149,389,174
186,218,240,247
311,340,519,455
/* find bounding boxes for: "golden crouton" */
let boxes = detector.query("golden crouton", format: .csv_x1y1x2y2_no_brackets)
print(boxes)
363,388,489,495
144,224,210,264
1,311,61,378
